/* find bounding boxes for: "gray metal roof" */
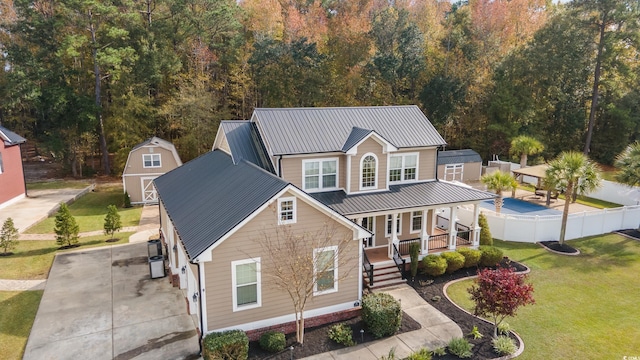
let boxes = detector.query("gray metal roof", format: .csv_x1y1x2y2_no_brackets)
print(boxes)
154,150,288,260
252,106,446,155
342,127,374,152
220,121,274,173
132,136,176,151
437,149,482,165
0,125,26,146
311,181,496,215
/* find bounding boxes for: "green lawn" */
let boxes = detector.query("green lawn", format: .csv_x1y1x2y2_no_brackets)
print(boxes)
25,183,142,234
446,236,640,360
26,180,91,191
0,233,133,279
0,291,43,360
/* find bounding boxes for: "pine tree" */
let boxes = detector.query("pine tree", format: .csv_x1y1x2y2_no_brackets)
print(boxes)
54,203,80,247
0,218,19,255
104,205,122,241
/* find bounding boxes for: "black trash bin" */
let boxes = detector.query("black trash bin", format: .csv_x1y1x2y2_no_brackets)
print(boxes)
149,255,166,279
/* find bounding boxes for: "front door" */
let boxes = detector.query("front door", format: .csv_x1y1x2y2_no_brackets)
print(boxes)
361,217,375,247
141,177,158,203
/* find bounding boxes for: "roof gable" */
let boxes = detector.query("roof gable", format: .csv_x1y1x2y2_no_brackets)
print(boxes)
0,125,26,146
342,127,398,155
127,137,182,169
252,106,446,155
215,121,274,173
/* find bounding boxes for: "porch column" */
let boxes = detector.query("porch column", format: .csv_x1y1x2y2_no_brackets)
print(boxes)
420,209,429,255
448,206,457,250
388,213,399,258
471,204,481,249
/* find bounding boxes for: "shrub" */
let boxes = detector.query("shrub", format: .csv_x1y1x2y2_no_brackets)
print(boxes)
479,246,504,267
432,346,446,356
492,335,517,356
202,330,249,360
422,254,447,277
405,347,432,360
409,242,420,279
478,213,492,246
457,248,482,268
54,203,80,247
328,323,355,347
467,325,483,339
497,322,511,335
103,204,122,240
0,218,19,255
259,331,286,353
447,337,473,358
361,293,402,338
441,251,465,273
123,191,132,208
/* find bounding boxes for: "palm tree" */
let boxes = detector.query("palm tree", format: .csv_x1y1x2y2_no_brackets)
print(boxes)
545,152,601,245
614,142,640,187
481,170,518,213
510,136,545,168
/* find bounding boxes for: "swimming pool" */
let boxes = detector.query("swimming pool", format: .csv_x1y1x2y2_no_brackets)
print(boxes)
480,197,561,216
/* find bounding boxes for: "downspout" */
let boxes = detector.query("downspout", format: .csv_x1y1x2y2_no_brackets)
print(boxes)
278,155,283,177
195,260,204,356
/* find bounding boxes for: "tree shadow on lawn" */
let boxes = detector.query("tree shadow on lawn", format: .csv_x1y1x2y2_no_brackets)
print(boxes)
5,246,57,259
0,291,43,339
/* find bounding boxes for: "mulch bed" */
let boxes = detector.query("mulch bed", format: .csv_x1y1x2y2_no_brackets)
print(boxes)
410,258,528,360
539,240,579,254
248,312,421,359
616,228,640,240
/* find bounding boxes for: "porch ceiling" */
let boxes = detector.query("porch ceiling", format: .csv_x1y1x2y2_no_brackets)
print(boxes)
311,180,496,216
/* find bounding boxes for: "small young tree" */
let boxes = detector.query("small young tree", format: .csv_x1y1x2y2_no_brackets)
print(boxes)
255,223,356,344
103,204,122,240
0,218,19,255
478,213,493,246
54,203,80,247
123,191,132,208
468,267,535,338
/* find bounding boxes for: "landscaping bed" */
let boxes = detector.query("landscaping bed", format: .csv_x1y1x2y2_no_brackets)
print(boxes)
247,311,421,359
410,258,528,360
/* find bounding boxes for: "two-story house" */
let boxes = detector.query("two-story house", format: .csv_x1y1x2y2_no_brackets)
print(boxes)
154,106,495,340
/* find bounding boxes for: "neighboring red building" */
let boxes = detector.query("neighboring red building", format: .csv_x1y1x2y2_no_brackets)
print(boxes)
0,125,27,209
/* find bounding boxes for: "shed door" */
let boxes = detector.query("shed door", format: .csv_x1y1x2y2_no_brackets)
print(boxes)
141,177,158,203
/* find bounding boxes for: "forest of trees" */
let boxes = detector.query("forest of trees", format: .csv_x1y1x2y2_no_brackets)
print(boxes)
0,0,638,176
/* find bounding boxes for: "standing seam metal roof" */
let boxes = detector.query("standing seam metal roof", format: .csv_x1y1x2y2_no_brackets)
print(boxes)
0,125,27,146
220,121,275,173
310,181,496,215
437,149,482,165
132,136,176,151
154,150,288,260
252,106,446,155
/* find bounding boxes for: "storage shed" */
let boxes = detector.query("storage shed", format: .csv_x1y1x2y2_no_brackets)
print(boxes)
0,125,27,209
437,149,482,182
122,137,182,204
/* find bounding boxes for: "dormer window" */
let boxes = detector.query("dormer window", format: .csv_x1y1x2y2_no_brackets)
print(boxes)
303,158,338,192
360,154,377,190
389,153,418,183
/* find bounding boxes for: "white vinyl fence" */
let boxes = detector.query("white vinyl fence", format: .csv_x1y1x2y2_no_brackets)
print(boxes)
457,205,640,243
588,180,640,206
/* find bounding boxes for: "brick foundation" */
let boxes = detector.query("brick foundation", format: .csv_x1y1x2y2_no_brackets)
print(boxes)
244,307,361,341
170,273,180,287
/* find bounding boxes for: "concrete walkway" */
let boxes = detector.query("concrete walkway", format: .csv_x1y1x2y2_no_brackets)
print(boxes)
303,284,463,359
0,279,46,291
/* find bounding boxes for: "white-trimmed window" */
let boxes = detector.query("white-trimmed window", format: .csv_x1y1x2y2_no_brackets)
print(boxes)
303,158,338,191
385,214,402,236
143,153,161,168
360,154,377,190
314,246,338,295
444,164,463,181
278,197,296,225
389,153,418,183
411,211,423,233
232,258,261,311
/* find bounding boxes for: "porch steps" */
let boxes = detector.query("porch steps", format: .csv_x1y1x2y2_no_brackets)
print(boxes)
364,263,406,291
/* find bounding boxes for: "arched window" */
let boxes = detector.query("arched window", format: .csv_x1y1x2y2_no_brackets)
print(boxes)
361,154,377,189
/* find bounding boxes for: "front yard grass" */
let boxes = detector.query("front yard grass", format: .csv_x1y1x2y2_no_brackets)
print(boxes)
25,183,142,234
0,290,43,360
446,236,640,360
0,233,133,279
26,180,91,191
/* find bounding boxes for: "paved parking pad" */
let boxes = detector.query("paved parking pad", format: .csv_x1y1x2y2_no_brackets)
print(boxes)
24,243,200,360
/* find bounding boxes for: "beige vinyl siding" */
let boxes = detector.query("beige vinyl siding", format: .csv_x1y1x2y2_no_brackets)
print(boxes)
437,162,482,182
204,191,360,331
123,176,144,204
124,146,180,175
280,155,346,190
350,138,387,192
417,148,437,180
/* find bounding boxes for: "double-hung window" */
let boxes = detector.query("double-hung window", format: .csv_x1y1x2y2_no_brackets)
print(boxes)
385,214,402,236
303,158,338,191
314,246,338,295
389,153,418,183
143,153,161,168
411,211,423,233
278,197,296,225
232,258,261,311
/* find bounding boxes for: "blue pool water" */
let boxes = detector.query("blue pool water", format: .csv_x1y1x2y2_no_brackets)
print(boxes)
480,197,561,216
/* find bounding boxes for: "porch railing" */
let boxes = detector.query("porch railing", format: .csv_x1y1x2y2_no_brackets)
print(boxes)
363,249,374,287
397,238,421,256
428,233,449,250
456,224,472,246
392,244,406,280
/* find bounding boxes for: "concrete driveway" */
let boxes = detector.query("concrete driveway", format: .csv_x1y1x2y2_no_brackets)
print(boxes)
23,243,200,360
